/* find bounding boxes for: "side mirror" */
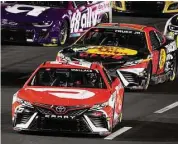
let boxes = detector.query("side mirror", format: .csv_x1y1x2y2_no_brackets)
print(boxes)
116,70,129,87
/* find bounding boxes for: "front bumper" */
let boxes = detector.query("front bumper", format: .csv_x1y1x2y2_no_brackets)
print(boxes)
1,25,59,45
13,105,110,135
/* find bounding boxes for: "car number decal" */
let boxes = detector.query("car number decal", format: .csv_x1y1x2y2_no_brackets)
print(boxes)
70,7,98,33
5,4,49,17
159,49,166,69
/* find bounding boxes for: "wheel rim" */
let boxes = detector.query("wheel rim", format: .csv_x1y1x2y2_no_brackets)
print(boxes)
170,72,176,81
170,60,176,81
59,22,68,45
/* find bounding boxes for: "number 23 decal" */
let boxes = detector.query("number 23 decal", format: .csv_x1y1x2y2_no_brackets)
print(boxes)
5,4,49,17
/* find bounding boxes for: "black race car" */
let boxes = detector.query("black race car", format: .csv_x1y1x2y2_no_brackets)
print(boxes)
56,23,177,90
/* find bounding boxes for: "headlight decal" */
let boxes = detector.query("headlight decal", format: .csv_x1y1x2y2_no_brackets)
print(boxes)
32,21,53,27
12,92,18,104
16,97,33,108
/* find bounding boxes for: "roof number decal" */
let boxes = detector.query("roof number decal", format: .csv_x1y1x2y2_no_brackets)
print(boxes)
5,4,49,17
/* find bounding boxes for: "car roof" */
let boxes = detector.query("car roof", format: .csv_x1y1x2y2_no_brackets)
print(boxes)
96,23,148,31
39,61,102,70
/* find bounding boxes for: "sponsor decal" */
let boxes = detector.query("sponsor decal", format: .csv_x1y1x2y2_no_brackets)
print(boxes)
115,30,142,35
97,2,111,11
71,69,92,72
70,7,98,33
55,106,66,113
69,1,111,35
115,30,133,34
159,49,166,69
45,114,76,119
5,4,49,17
73,47,88,52
86,46,138,56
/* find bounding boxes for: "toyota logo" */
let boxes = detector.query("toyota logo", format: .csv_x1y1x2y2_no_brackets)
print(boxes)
55,106,66,113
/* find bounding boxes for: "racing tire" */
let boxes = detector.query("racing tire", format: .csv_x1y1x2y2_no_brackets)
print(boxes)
58,20,69,46
100,13,109,23
142,63,152,90
169,55,177,81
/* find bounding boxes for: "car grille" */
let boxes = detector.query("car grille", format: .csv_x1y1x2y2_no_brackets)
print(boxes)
16,112,34,124
2,28,26,42
42,118,90,132
29,116,91,132
26,30,35,39
88,116,107,128
35,105,88,116
1,28,35,42
18,22,33,27
125,1,165,13
121,71,140,84
67,109,88,115
38,31,48,39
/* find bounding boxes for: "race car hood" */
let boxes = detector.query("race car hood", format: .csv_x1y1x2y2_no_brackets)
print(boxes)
17,87,111,106
61,45,149,68
1,3,66,23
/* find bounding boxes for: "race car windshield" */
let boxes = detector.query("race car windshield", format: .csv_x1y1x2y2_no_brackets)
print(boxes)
28,68,107,89
5,1,68,8
75,28,148,52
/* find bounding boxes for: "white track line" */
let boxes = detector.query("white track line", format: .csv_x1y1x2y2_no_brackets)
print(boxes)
104,127,132,140
154,101,178,114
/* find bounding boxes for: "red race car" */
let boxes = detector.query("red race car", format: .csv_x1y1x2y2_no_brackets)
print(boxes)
12,59,125,136
57,23,177,90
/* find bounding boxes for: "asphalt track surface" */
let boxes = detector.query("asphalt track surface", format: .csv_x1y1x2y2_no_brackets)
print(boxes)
2,14,178,144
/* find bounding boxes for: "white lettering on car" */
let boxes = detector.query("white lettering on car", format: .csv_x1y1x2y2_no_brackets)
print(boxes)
71,69,92,72
45,115,76,119
70,7,98,33
5,4,49,17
